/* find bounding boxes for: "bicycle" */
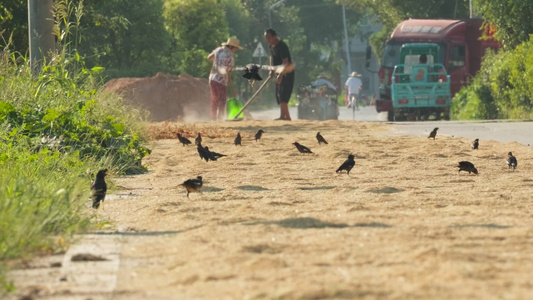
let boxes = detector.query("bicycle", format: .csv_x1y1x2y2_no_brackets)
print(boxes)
348,94,359,120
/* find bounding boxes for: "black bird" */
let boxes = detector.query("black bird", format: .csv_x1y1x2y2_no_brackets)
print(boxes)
177,133,192,146
195,133,202,146
336,154,355,175
457,161,478,175
507,152,517,170
428,127,439,139
91,169,108,209
316,132,328,145
471,138,479,150
234,132,242,146
197,144,210,162
180,176,203,198
241,64,262,81
293,142,313,154
255,129,264,142
205,146,227,161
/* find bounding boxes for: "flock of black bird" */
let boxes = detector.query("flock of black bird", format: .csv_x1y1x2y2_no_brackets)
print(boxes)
89,126,520,207
169,129,354,198
427,127,518,175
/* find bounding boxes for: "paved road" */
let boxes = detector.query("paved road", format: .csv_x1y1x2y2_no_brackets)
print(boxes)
250,105,533,146
250,105,388,122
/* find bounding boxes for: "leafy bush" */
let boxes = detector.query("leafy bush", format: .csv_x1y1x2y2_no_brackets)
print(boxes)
452,36,533,120
0,52,151,174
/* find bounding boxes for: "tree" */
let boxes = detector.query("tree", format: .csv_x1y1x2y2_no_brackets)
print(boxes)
78,0,172,77
164,0,229,77
291,0,365,82
474,0,533,49
0,0,28,53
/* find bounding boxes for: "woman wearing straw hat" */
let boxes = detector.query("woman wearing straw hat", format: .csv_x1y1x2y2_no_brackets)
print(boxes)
345,71,363,110
207,37,243,120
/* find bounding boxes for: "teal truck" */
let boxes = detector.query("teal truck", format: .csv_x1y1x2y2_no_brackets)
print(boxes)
390,43,451,121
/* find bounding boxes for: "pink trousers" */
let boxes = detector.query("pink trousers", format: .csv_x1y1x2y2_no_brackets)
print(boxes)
209,81,227,120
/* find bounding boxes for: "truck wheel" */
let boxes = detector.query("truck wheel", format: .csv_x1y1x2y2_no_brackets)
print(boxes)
393,108,405,121
387,110,394,121
443,108,451,120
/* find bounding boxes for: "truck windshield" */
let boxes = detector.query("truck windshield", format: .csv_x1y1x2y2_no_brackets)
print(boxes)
382,42,447,68
382,43,402,68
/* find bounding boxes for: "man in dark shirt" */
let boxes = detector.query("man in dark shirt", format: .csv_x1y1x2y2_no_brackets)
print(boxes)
264,28,295,121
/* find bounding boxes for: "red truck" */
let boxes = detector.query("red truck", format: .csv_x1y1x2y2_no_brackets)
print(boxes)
375,18,499,121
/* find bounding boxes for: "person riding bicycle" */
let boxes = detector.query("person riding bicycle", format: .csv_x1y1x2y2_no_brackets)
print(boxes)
345,71,363,109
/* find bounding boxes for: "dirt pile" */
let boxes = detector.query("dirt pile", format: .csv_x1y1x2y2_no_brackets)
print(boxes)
103,73,211,122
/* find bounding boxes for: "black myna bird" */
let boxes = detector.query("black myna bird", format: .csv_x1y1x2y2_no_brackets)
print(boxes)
507,152,517,170
471,138,479,150
255,129,264,142
205,146,227,161
428,127,439,139
234,132,242,146
91,169,108,209
195,133,202,146
336,154,355,175
180,176,203,198
316,132,328,145
177,133,192,146
457,161,478,175
197,144,210,162
293,142,313,154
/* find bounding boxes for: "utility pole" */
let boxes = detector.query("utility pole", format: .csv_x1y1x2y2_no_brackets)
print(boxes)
268,0,287,28
469,0,481,18
28,0,55,72
342,3,352,75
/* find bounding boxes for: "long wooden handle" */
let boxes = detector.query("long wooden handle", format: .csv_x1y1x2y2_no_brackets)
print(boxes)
233,75,273,120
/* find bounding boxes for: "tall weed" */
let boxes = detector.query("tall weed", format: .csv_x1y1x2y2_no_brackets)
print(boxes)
0,0,150,291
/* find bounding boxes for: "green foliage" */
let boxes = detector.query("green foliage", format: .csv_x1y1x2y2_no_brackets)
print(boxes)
164,0,229,76
0,60,150,173
0,1,150,290
221,0,252,44
77,0,173,78
451,37,533,120
0,0,27,52
176,47,211,78
475,0,533,50
0,143,92,261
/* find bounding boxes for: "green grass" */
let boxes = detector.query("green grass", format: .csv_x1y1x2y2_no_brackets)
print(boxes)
0,130,96,291
0,25,150,294
0,147,92,260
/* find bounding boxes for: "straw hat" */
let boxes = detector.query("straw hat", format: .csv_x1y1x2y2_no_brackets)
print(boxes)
222,37,243,50
350,71,361,77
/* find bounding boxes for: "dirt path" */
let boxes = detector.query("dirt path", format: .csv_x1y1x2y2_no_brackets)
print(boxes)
7,120,533,299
